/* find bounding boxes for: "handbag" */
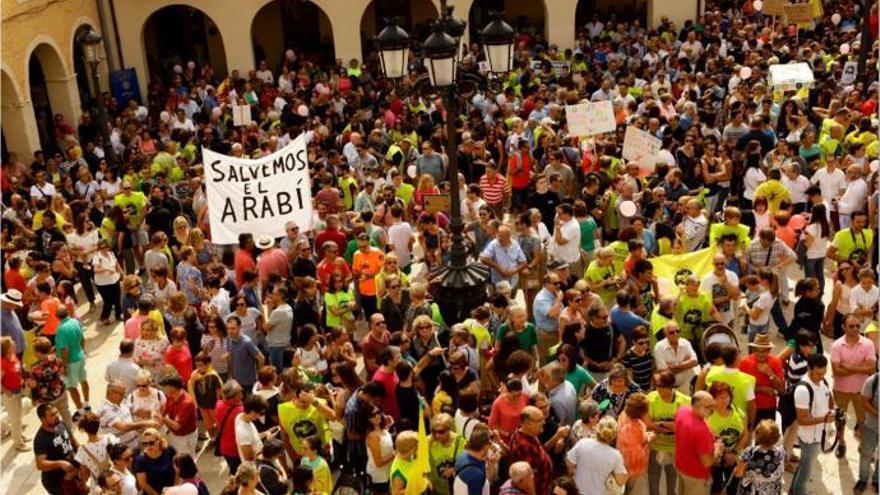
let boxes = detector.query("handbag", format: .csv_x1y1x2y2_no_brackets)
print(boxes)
605,475,625,495
794,232,807,267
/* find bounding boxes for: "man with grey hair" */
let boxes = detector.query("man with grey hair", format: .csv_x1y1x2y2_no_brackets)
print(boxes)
499,461,535,495
653,321,699,393
837,163,868,228
538,362,578,426
97,380,159,449
674,390,723,495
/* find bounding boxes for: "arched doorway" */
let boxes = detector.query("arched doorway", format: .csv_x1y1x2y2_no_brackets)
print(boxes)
468,0,547,44
574,0,647,31
360,0,438,59
142,5,228,81
251,0,334,72
28,43,74,155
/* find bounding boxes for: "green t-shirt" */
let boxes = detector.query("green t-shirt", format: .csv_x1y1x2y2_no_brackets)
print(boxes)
390,456,415,485
709,223,751,251
277,400,331,454
706,406,746,450
704,366,756,415
339,176,358,210
114,191,147,227
579,217,598,252
566,365,594,395
496,322,538,354
463,318,492,354
584,261,617,305
674,292,713,341
396,183,415,205
646,390,691,452
324,290,355,329
429,433,464,495
55,318,84,363
833,228,874,263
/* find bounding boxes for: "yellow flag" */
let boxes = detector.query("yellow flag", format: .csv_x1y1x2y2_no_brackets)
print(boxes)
406,406,430,495
651,247,716,296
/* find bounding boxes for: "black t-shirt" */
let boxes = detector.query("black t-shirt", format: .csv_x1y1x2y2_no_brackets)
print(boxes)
34,424,76,494
527,190,561,232
145,206,172,236
133,447,177,493
396,384,421,431
581,325,619,372
292,257,317,279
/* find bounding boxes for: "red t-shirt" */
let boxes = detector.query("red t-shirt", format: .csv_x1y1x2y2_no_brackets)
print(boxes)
371,367,400,419
316,258,351,290
1,355,23,392
215,399,243,457
257,248,290,285
739,354,784,410
315,228,347,254
3,269,25,293
234,250,256,288
164,345,193,383
360,330,390,377
165,391,198,436
508,154,532,190
674,406,715,480
40,297,62,336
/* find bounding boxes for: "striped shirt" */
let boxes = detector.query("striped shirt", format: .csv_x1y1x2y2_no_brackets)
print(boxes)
479,174,507,205
622,349,655,391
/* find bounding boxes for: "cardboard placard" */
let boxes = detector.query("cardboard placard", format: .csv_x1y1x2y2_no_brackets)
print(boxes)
784,3,814,23
565,101,616,136
622,126,663,169
763,0,786,16
423,194,451,214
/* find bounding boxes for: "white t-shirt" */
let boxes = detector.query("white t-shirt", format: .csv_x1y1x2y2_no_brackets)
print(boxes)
551,218,582,263
92,251,121,286
810,167,846,202
67,229,100,263
100,180,122,204
804,223,829,259
794,375,831,443
74,435,118,479
839,178,868,215
454,411,480,441
700,270,740,325
235,414,262,463
782,175,811,204
387,222,415,267
30,182,56,199
749,290,774,326
227,307,262,342
566,438,627,495
851,285,879,323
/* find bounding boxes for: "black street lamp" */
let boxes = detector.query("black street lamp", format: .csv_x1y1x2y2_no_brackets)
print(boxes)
77,27,118,168
376,9,514,325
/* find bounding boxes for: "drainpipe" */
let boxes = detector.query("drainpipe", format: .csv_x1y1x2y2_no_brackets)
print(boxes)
95,0,124,70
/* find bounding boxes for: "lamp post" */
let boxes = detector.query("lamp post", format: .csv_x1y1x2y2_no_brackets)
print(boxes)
376,11,514,325
77,27,118,168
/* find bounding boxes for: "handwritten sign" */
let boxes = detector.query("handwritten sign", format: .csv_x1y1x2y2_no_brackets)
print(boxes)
763,0,786,16
784,3,814,23
565,101,616,136
204,135,313,244
529,59,570,77
232,105,253,127
423,194,451,214
622,126,663,169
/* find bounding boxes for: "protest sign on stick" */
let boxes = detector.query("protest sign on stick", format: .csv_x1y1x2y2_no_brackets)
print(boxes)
565,101,616,136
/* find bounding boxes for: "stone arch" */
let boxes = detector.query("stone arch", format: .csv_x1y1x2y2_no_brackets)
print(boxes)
251,0,336,70
575,0,647,30
1,66,40,160
71,22,97,109
359,0,440,48
141,4,229,80
26,39,81,152
468,0,548,42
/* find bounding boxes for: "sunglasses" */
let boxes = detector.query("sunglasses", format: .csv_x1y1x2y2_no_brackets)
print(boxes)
142,440,156,447
137,383,150,388
666,330,679,335
389,285,401,289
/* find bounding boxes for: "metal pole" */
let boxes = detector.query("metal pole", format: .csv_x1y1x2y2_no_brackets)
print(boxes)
90,61,117,168
443,86,467,270
858,0,872,86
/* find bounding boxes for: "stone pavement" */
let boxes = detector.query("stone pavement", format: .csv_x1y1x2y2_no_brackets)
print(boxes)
0,266,872,494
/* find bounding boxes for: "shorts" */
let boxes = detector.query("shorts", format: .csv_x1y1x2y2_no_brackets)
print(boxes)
63,359,87,388
134,228,149,246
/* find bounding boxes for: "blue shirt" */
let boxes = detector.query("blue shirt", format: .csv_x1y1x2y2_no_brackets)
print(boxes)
0,309,24,354
454,452,489,495
480,239,526,287
610,306,650,346
228,334,260,386
532,288,559,333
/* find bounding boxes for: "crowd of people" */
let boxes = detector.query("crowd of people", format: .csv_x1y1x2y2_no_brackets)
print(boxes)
1,1,879,494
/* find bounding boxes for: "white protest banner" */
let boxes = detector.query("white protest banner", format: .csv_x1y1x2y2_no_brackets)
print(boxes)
768,62,814,90
622,126,663,170
841,61,858,85
232,105,252,126
203,135,312,244
529,59,570,76
565,101,616,136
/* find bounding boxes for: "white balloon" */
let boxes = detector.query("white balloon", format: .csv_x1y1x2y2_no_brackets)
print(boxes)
740,66,753,80
173,64,183,74
297,104,309,117
753,0,764,11
160,110,170,123
831,13,842,25
619,200,638,218
840,43,851,55
135,107,148,120
187,61,195,70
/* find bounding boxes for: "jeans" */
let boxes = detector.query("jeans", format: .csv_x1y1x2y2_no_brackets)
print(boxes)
268,347,285,373
790,440,820,495
804,257,825,295
859,424,879,483
748,323,770,343
96,282,123,321
648,449,677,495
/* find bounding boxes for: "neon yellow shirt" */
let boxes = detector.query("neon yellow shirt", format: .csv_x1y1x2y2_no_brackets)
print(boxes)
674,292,713,341
704,366,756,414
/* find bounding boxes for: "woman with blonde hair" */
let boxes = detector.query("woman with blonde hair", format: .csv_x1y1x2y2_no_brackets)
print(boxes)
170,216,191,260
50,194,74,224
566,416,629,495
125,369,166,422
428,413,464,495
134,319,170,380
374,252,410,299
189,228,215,266
133,428,177,495
389,430,420,495
413,174,439,215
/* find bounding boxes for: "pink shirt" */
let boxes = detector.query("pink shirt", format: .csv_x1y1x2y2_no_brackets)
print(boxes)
616,413,649,476
257,248,289,284
124,314,150,340
831,336,877,393
488,393,528,436
674,406,715,480
371,368,400,419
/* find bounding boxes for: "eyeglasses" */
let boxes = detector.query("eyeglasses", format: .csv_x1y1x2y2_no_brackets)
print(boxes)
389,285,401,289
666,330,679,335
137,383,149,388
417,325,433,329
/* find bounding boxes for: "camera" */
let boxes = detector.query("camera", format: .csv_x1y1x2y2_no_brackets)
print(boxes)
834,407,847,429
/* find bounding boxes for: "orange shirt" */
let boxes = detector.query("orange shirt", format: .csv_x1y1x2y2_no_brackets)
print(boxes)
352,248,384,296
40,297,61,336
616,412,649,477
